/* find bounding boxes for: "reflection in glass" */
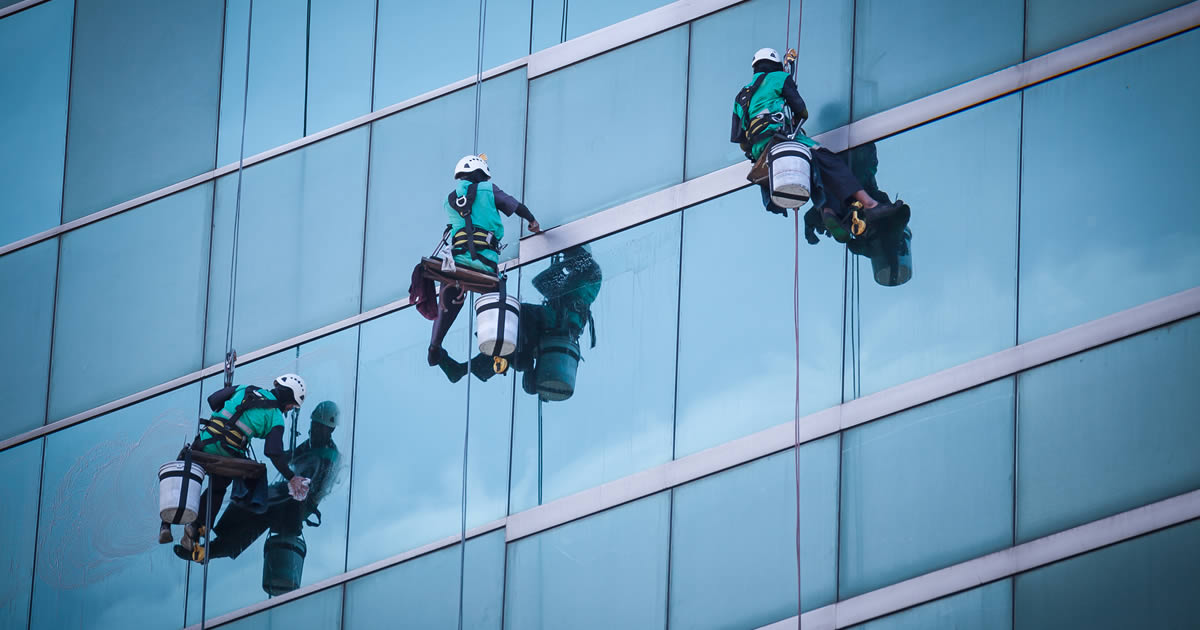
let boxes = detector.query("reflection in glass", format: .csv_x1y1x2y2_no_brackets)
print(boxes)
840,379,1014,599
0,240,57,438
31,387,196,629
670,440,839,629
1024,0,1190,59
0,440,42,629
221,585,343,630
1018,30,1200,342
61,0,222,221
1014,520,1200,628
851,580,1012,629
1016,316,1200,543
306,0,376,133
505,493,670,629
0,0,72,244
183,330,357,622
509,219,679,511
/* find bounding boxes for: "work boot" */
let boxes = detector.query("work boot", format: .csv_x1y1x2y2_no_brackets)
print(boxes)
860,200,904,226
822,208,851,243
427,345,443,367
173,543,205,563
159,523,173,545
179,523,205,551
436,349,469,383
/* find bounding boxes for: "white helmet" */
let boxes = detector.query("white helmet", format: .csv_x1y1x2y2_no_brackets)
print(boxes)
454,155,490,178
274,373,307,406
752,47,780,67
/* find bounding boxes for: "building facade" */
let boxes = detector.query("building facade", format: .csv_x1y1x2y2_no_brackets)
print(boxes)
1,0,1199,628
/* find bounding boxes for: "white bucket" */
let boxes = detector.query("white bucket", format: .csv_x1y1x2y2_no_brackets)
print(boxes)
474,293,520,356
158,460,206,524
768,141,812,208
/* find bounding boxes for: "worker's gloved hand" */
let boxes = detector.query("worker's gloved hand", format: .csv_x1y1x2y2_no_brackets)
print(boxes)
287,476,311,502
527,220,541,233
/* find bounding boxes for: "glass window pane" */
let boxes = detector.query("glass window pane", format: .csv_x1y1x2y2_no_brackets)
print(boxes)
1018,30,1200,342
670,439,839,629
0,0,72,244
531,0,675,51
675,188,842,456
373,0,529,109
343,530,505,629
524,27,688,228
845,95,1019,399
1025,0,1190,58
1016,316,1200,543
851,0,1022,119
62,0,222,221
850,580,1012,630
306,0,376,133
217,0,307,165
221,586,342,630
1015,520,1200,629
50,185,212,421
0,440,42,630
31,386,198,629
204,129,368,366
347,311,475,569
505,493,670,629
187,330,358,622
508,218,679,512
685,0,852,179
361,72,527,311
0,240,57,436
840,379,1015,598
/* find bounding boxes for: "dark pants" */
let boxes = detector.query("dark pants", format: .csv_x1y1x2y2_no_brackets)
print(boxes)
758,146,864,217
429,286,466,363
192,474,232,532
209,484,304,559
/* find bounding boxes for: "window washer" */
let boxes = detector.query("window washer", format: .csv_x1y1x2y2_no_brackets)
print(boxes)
162,374,311,563
732,47,905,236
427,155,542,367
434,245,601,400
204,401,342,563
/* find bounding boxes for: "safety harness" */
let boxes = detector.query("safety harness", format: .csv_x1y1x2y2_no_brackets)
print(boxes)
735,72,789,146
447,182,500,273
197,385,280,456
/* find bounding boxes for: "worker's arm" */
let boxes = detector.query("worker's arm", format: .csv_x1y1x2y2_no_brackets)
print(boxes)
263,425,296,481
782,76,809,121
494,185,541,232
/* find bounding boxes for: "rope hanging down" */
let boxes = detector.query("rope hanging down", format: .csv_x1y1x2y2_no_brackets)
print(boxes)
459,4,489,630
786,0,805,626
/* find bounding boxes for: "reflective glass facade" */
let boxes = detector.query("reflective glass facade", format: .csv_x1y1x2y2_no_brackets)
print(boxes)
1,1,1197,628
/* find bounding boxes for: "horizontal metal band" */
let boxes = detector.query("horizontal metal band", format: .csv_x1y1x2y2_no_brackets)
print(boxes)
504,287,1200,542
187,517,507,630
0,0,47,19
759,490,1200,629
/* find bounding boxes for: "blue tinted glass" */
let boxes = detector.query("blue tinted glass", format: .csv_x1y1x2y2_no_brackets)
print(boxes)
344,530,505,629
205,129,368,366
508,218,679,511
1018,30,1200,342
373,0,529,109
851,580,1012,630
675,189,842,456
851,0,1022,119
505,493,670,629
840,379,1014,598
361,71,527,311
222,586,342,630
524,27,688,228
0,240,57,436
685,0,852,179
844,96,1019,399
0,0,72,244
188,329,358,622
347,310,475,569
670,439,839,629
62,0,222,221
1015,520,1200,629
306,0,376,133
49,185,212,421
31,386,198,629
0,440,42,629
1016,317,1200,543
217,0,307,166
1025,0,1189,58
531,0,675,50
530,0,566,52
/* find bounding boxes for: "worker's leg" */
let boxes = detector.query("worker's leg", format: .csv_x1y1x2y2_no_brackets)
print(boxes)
812,148,903,234
432,347,470,382
209,502,269,560
191,474,232,537
429,285,465,365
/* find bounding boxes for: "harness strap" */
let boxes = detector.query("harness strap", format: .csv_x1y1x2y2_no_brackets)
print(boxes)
172,447,195,524
448,182,483,264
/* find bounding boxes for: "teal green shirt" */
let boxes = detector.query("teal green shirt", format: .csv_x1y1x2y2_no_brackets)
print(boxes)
444,180,504,272
200,386,285,457
738,71,820,159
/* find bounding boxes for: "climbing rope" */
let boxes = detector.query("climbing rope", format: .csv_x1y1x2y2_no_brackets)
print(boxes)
471,0,489,155
786,0,804,626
